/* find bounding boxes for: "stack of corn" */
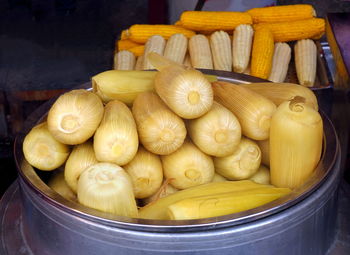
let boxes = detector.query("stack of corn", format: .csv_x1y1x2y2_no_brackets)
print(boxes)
113,4,324,87
23,49,323,220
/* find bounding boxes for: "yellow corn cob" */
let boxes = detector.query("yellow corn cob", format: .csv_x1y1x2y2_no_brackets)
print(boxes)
143,35,166,70
232,24,254,73
179,11,252,32
247,4,316,23
268,42,291,83
210,31,232,71
183,53,192,68
113,50,136,70
251,27,274,79
117,39,142,51
294,39,317,87
253,18,325,42
127,24,195,44
134,56,144,70
163,33,188,64
128,45,145,57
189,34,213,69
120,29,128,40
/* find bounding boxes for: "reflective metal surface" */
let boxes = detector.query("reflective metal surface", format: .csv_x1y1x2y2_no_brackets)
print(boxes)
14,71,339,232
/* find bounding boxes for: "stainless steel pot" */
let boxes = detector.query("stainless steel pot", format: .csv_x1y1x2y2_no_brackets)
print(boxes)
9,71,341,255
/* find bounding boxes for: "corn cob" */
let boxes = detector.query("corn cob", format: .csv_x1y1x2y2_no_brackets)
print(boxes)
253,18,325,42
143,35,166,70
134,56,144,70
113,50,135,70
232,24,254,73
163,33,188,64
117,39,142,51
128,45,145,57
120,30,128,40
294,39,317,87
268,42,291,83
183,53,192,68
189,34,213,69
210,31,232,71
126,24,195,44
179,11,252,32
247,4,316,23
251,27,274,79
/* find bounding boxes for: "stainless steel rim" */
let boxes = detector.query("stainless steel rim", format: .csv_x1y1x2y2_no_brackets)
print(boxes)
14,70,339,232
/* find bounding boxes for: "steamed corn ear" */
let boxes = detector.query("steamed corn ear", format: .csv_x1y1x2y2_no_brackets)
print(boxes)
247,4,316,23
294,39,317,87
92,70,155,105
241,82,318,111
48,171,77,202
148,52,214,119
179,11,253,32
23,122,70,171
213,81,276,140
187,102,241,157
124,146,163,199
126,24,195,44
143,35,166,70
183,52,192,68
161,140,214,190
212,173,228,182
232,24,254,73
143,179,179,205
256,139,270,167
214,137,261,180
210,31,232,71
251,27,274,79
64,140,98,193
139,180,273,220
167,187,291,220
94,100,138,166
117,39,141,51
132,91,186,155
134,56,144,70
128,45,145,57
268,42,291,83
253,18,325,42
47,90,104,145
113,50,135,70
189,34,213,69
164,33,188,64
249,165,270,185
270,97,323,189
77,163,138,217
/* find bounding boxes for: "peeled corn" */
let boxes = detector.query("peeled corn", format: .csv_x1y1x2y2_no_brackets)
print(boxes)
189,34,213,69
294,39,317,87
232,24,254,73
143,35,166,70
113,50,135,70
164,33,188,64
268,42,291,83
210,31,232,71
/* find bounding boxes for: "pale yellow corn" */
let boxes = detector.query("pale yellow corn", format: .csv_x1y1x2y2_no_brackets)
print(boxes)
210,31,232,71
142,35,166,70
268,43,291,83
183,53,192,68
232,24,254,73
113,50,136,70
135,56,144,70
294,39,317,87
164,33,188,64
189,34,213,69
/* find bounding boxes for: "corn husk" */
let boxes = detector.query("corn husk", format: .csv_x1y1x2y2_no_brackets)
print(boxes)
249,165,270,185
256,139,270,166
77,162,138,217
214,137,261,180
187,102,241,157
132,91,186,155
48,171,77,202
64,140,98,193
161,140,214,190
241,82,318,111
139,180,273,220
143,179,179,205
270,96,323,189
94,100,138,166
23,122,70,171
124,146,163,199
147,52,214,119
212,81,276,140
47,89,104,145
212,173,228,182
167,186,291,220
